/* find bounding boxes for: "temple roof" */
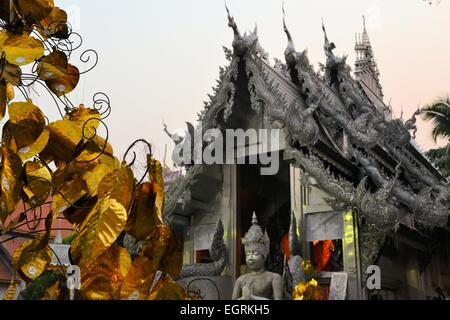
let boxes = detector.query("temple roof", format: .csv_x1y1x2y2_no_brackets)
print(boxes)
164,7,449,268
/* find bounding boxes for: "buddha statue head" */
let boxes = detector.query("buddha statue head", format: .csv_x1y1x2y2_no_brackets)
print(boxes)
242,212,270,271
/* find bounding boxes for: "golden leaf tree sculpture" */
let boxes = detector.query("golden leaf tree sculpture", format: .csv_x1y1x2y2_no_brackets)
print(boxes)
0,0,186,300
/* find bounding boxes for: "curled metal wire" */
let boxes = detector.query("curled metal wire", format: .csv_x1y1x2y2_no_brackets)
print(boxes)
1,13,100,119
23,202,43,231
93,92,112,119
75,117,110,163
186,278,221,300
123,139,153,186
0,228,74,246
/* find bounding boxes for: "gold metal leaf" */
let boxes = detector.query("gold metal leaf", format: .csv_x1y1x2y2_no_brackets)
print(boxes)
17,128,49,161
0,147,22,224
43,119,83,162
0,59,22,86
119,256,155,300
13,239,52,281
140,224,172,273
0,82,15,122
8,100,46,152
36,50,68,81
45,64,79,97
70,166,134,268
52,178,87,216
23,160,52,205
96,165,134,209
125,182,158,241
39,6,68,38
80,244,131,300
0,82,6,121
148,156,164,222
63,196,97,231
0,31,45,66
13,0,55,22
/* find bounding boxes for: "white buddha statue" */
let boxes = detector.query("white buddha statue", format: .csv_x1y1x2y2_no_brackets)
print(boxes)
232,213,284,300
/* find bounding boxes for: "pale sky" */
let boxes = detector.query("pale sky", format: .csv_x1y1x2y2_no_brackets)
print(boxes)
33,0,450,163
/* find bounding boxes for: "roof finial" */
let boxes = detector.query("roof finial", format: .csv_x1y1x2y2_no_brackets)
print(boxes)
363,15,367,33
225,1,241,39
282,1,296,56
322,18,335,58
321,17,327,40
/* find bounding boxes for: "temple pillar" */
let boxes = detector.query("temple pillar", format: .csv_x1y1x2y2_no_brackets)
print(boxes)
342,210,363,300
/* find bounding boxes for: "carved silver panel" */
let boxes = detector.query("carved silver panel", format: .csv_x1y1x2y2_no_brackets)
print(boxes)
305,211,343,242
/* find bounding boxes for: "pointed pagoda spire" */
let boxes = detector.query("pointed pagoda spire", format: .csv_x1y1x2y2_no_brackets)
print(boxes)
354,15,384,100
361,15,370,44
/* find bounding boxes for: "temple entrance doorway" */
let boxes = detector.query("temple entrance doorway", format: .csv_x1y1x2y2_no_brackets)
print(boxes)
236,153,291,277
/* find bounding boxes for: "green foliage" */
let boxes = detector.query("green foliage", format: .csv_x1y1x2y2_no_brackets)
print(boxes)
20,270,64,300
62,232,77,245
421,96,450,142
421,96,450,177
426,145,450,177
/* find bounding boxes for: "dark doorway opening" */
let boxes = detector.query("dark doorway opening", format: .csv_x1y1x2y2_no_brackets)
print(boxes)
236,153,291,276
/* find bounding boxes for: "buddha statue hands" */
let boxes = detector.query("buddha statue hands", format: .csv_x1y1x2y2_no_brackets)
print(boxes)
232,213,284,300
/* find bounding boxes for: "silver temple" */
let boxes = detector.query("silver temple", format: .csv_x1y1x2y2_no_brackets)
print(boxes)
165,7,450,300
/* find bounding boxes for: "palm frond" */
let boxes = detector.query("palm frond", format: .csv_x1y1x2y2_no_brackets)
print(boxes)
426,144,450,177
421,96,450,141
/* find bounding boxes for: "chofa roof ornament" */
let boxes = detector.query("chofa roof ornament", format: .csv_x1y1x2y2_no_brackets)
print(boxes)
225,2,267,59
282,1,297,65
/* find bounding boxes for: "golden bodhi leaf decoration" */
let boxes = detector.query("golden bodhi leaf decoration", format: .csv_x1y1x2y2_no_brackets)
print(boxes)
43,119,83,162
12,239,52,281
62,154,119,197
0,31,45,66
0,82,14,122
39,6,68,39
52,178,88,216
42,106,102,163
8,100,46,152
125,182,156,241
70,165,134,268
148,156,164,222
0,147,22,224
37,50,68,81
13,0,55,22
80,244,131,300
68,105,101,140
63,196,97,231
0,81,12,121
76,136,114,163
140,224,172,273
17,129,49,161
23,160,52,206
45,64,80,97
0,59,22,86
119,256,155,300
0,82,6,121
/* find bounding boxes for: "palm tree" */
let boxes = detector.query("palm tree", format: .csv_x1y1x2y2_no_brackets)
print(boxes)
421,96,450,176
